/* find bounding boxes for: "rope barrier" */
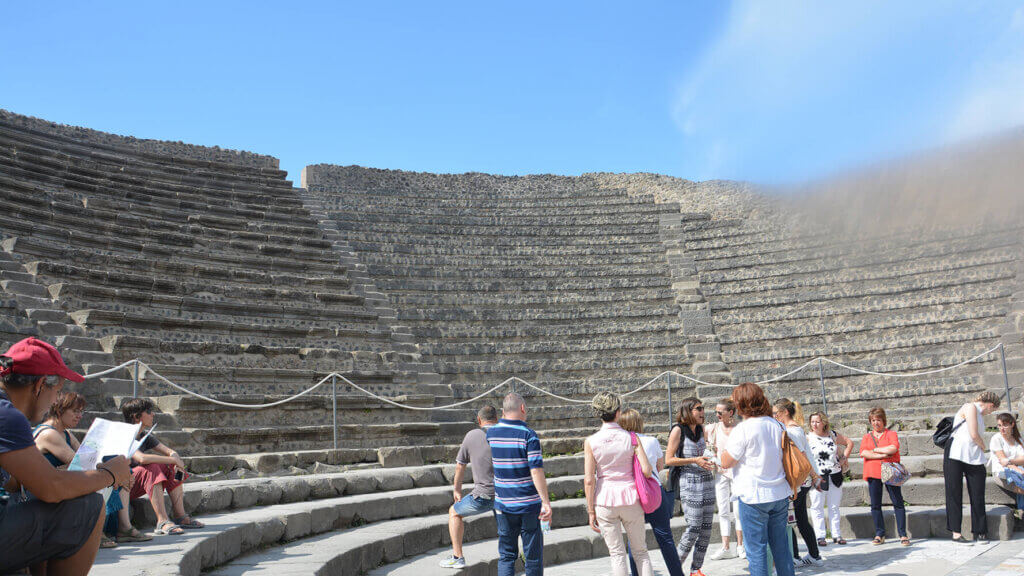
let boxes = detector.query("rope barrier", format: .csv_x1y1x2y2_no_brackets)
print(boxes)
80,343,1006,412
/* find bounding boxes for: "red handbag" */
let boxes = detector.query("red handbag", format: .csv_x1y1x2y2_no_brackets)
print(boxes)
631,432,662,514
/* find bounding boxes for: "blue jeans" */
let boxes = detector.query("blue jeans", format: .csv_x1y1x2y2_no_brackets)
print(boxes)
867,478,906,537
628,486,685,576
495,509,543,576
1000,469,1024,508
738,498,794,576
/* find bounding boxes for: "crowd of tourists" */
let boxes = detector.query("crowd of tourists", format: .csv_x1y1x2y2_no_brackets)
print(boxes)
1,334,1022,576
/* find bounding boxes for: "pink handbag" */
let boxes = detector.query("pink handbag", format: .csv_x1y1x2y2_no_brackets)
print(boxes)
631,432,662,514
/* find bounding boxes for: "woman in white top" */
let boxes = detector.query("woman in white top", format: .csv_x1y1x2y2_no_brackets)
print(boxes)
807,412,852,546
944,391,1000,544
721,383,795,576
707,399,743,560
773,399,823,567
990,412,1024,510
619,409,685,576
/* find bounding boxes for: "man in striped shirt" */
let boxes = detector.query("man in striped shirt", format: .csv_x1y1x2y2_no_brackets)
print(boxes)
486,392,552,576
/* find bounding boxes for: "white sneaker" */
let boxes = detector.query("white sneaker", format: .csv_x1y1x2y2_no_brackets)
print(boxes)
710,546,737,560
439,555,466,568
737,545,746,559
799,555,824,567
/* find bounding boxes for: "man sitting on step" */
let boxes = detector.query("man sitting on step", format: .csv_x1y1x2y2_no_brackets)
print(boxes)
439,404,498,569
120,398,204,536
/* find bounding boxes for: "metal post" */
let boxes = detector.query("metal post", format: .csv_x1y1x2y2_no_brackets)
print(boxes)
132,360,139,398
1000,343,1012,410
818,358,827,416
331,374,338,451
666,374,673,431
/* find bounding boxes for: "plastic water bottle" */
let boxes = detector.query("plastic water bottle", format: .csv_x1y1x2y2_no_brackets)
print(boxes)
540,519,551,534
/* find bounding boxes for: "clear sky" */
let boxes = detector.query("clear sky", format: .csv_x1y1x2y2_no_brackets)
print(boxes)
2,1,1023,185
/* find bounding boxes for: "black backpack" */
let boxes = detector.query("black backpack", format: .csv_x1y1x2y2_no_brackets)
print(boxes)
932,416,964,448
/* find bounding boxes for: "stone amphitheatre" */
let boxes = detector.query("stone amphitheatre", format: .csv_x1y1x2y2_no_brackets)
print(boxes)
0,108,1022,574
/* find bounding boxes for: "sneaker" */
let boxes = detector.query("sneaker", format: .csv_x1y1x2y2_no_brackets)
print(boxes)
799,555,824,567
976,537,991,546
690,571,707,576
439,555,466,568
737,545,746,559
951,535,972,544
710,546,737,560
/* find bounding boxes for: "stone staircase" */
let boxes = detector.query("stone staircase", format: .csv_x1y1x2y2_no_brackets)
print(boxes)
88,426,1021,576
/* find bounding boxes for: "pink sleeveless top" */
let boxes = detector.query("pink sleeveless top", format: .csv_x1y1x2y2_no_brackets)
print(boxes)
589,422,638,507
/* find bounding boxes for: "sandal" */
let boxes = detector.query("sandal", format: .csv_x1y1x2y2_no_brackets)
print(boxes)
833,537,847,545
872,536,884,545
117,527,154,542
173,516,205,530
817,537,827,547
900,537,910,546
154,520,185,536
100,535,118,549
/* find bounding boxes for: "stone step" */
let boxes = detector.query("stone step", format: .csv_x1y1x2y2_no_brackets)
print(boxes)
315,191,669,210
327,208,672,228
420,332,684,358
337,229,666,249
433,351,690,377
348,238,667,257
365,262,671,281
0,278,49,298
412,317,682,342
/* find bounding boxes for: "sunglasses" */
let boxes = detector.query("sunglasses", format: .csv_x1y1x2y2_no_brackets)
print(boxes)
715,410,729,416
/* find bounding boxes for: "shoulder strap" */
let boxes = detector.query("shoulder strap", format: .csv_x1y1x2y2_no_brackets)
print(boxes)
630,432,638,447
32,424,56,439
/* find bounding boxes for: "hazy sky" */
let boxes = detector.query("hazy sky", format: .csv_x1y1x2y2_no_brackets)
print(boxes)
2,1,1022,184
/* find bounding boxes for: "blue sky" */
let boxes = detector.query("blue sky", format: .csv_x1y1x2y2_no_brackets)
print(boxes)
2,1,1023,185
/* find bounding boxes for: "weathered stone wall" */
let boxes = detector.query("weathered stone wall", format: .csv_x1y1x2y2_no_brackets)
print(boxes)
0,109,279,169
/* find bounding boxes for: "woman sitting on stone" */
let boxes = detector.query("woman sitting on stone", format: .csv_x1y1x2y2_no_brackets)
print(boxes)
990,412,1024,512
32,390,85,469
121,397,204,535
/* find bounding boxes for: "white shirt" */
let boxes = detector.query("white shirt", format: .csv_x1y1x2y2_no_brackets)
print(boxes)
707,422,734,479
637,433,665,487
989,434,1024,476
950,403,987,466
725,416,791,504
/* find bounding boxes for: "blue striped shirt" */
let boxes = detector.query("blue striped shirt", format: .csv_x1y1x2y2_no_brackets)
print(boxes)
486,418,544,513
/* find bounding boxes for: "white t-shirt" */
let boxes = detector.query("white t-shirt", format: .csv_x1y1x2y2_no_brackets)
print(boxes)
989,434,1024,476
724,416,791,504
637,434,665,487
950,403,987,466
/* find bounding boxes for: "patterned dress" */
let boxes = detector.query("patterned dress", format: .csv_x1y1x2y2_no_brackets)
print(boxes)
674,423,715,570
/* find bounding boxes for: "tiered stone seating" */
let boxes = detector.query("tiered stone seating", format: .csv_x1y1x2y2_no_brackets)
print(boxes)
301,166,696,436
670,202,1023,420
0,110,459,457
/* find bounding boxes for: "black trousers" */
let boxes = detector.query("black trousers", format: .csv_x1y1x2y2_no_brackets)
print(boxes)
943,454,988,536
791,485,820,560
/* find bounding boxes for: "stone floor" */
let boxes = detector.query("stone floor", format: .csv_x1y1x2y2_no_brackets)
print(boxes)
545,536,1024,576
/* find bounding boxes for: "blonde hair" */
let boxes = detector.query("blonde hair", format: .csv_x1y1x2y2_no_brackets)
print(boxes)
975,390,1002,408
618,408,644,433
773,398,805,427
809,411,830,433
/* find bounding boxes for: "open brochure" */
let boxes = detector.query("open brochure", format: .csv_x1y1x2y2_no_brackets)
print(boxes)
68,418,153,496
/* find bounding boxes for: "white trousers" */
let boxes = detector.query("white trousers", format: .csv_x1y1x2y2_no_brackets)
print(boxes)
808,478,843,539
714,473,741,537
596,503,653,576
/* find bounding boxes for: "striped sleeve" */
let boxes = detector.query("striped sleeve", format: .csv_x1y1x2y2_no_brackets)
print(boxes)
527,430,543,469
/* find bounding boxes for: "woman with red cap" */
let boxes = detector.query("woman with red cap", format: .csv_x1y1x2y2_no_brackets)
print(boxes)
0,337,130,576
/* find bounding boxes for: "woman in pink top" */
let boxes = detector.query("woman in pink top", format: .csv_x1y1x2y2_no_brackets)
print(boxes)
585,392,655,576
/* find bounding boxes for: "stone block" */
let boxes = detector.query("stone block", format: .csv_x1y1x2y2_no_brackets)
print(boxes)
229,484,258,509
253,481,284,506
308,476,341,499
358,496,396,522
282,510,312,541
310,504,341,533
376,470,415,492
378,446,424,468
409,466,445,487
344,471,379,495
277,478,312,503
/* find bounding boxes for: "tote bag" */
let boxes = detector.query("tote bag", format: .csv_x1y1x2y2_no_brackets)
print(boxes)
631,433,662,514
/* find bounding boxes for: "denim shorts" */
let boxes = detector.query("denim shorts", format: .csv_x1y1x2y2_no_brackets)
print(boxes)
453,494,495,517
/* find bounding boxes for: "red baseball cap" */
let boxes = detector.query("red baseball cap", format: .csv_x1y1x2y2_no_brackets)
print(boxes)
1,337,85,383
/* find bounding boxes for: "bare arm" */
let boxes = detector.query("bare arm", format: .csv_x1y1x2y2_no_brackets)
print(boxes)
134,442,185,469
530,467,552,522
836,433,854,460
584,440,599,532
721,448,738,469
963,404,987,451
0,446,130,503
452,462,466,502
635,443,653,478
656,456,665,473
34,428,77,465
664,427,712,468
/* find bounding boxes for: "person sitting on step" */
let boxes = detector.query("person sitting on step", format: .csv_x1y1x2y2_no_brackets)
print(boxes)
990,412,1024,515
120,397,204,535
0,337,131,576
439,404,498,569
